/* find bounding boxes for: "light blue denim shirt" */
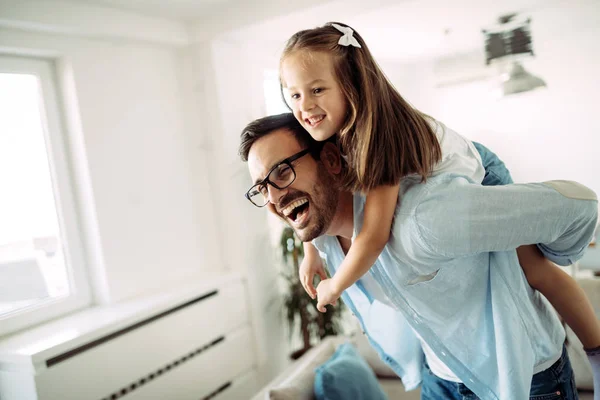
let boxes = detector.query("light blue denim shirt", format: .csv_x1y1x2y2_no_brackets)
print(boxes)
313,175,598,400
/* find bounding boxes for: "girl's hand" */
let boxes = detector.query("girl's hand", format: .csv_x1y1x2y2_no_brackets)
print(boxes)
316,278,341,313
299,253,327,299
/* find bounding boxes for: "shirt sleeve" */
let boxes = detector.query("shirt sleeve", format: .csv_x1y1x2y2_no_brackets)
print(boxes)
414,178,598,265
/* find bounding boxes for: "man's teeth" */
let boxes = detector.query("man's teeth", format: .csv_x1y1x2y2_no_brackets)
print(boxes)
282,198,308,217
307,115,324,125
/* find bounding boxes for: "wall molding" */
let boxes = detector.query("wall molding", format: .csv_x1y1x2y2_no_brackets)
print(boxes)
0,0,189,47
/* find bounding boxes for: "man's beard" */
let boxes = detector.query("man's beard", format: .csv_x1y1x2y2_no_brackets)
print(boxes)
292,167,339,242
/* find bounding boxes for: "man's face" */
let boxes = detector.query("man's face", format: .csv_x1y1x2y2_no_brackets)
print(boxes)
247,128,339,241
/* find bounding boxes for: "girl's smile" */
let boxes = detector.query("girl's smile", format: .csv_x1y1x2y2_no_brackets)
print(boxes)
281,51,348,142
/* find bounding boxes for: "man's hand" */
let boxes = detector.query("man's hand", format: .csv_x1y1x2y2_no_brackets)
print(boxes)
316,278,342,313
299,253,327,299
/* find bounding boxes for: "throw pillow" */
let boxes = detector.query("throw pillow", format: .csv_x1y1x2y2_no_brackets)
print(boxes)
351,333,398,378
314,343,388,400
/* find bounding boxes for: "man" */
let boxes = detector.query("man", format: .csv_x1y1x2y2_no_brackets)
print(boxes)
240,113,597,399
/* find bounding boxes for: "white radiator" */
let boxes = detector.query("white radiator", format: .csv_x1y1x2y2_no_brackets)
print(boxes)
0,278,258,400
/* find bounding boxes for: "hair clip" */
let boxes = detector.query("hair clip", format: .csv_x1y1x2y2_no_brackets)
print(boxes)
332,23,362,48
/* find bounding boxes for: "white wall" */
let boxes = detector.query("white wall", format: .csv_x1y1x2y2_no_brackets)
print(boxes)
0,26,223,304
194,36,291,383
382,0,600,194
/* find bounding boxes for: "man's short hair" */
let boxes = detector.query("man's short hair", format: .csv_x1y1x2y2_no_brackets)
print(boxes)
239,113,322,161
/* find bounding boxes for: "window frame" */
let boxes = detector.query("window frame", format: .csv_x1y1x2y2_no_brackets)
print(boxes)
0,54,92,337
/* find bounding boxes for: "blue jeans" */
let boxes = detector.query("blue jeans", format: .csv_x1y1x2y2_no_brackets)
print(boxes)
420,345,578,399
472,141,514,186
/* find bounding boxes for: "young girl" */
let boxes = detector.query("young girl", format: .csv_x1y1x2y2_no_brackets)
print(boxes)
279,21,600,393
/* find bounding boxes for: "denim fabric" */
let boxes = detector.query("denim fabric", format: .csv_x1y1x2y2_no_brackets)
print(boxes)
472,141,514,186
420,345,578,400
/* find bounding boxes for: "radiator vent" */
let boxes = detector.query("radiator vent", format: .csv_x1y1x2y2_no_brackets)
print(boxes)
100,336,225,400
202,382,232,400
0,278,257,400
47,290,218,368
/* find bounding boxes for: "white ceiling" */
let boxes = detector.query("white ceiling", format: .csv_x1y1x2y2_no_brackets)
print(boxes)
74,0,232,20
73,0,337,22
220,0,552,62
58,0,558,62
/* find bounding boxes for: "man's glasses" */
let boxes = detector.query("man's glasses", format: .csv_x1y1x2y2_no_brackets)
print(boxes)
245,148,311,207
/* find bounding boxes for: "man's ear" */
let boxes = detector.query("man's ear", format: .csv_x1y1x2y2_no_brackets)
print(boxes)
320,142,343,174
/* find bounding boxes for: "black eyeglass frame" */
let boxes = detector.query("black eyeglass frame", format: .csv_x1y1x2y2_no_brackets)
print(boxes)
245,148,311,207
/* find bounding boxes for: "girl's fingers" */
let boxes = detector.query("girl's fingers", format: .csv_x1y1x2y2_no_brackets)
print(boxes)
317,301,326,313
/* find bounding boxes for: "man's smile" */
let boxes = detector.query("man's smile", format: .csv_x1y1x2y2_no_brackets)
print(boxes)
280,197,311,226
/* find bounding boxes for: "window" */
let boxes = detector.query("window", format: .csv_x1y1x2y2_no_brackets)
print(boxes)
0,55,90,337
263,70,289,116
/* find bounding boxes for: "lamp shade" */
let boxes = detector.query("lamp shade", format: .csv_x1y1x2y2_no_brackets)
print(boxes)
500,61,546,96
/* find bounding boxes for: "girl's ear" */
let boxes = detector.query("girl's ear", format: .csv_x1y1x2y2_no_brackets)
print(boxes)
320,142,342,174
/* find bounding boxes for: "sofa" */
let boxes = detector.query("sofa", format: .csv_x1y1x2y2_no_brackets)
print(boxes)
252,334,420,400
253,276,599,400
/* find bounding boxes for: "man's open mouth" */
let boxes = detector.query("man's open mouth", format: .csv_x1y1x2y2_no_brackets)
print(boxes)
282,198,310,224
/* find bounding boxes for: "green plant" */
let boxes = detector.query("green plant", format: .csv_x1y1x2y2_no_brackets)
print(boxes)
279,226,345,359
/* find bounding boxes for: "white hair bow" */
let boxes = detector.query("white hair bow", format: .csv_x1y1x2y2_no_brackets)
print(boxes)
332,23,362,48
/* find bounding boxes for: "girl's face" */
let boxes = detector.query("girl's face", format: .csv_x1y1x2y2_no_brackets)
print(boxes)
281,51,348,141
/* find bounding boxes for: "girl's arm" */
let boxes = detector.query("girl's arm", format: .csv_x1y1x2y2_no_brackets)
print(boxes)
330,183,400,295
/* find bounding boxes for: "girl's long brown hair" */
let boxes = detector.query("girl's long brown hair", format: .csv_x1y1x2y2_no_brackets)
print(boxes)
280,22,441,192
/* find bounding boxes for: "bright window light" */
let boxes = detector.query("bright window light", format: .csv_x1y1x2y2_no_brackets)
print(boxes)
263,70,289,116
0,73,71,317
